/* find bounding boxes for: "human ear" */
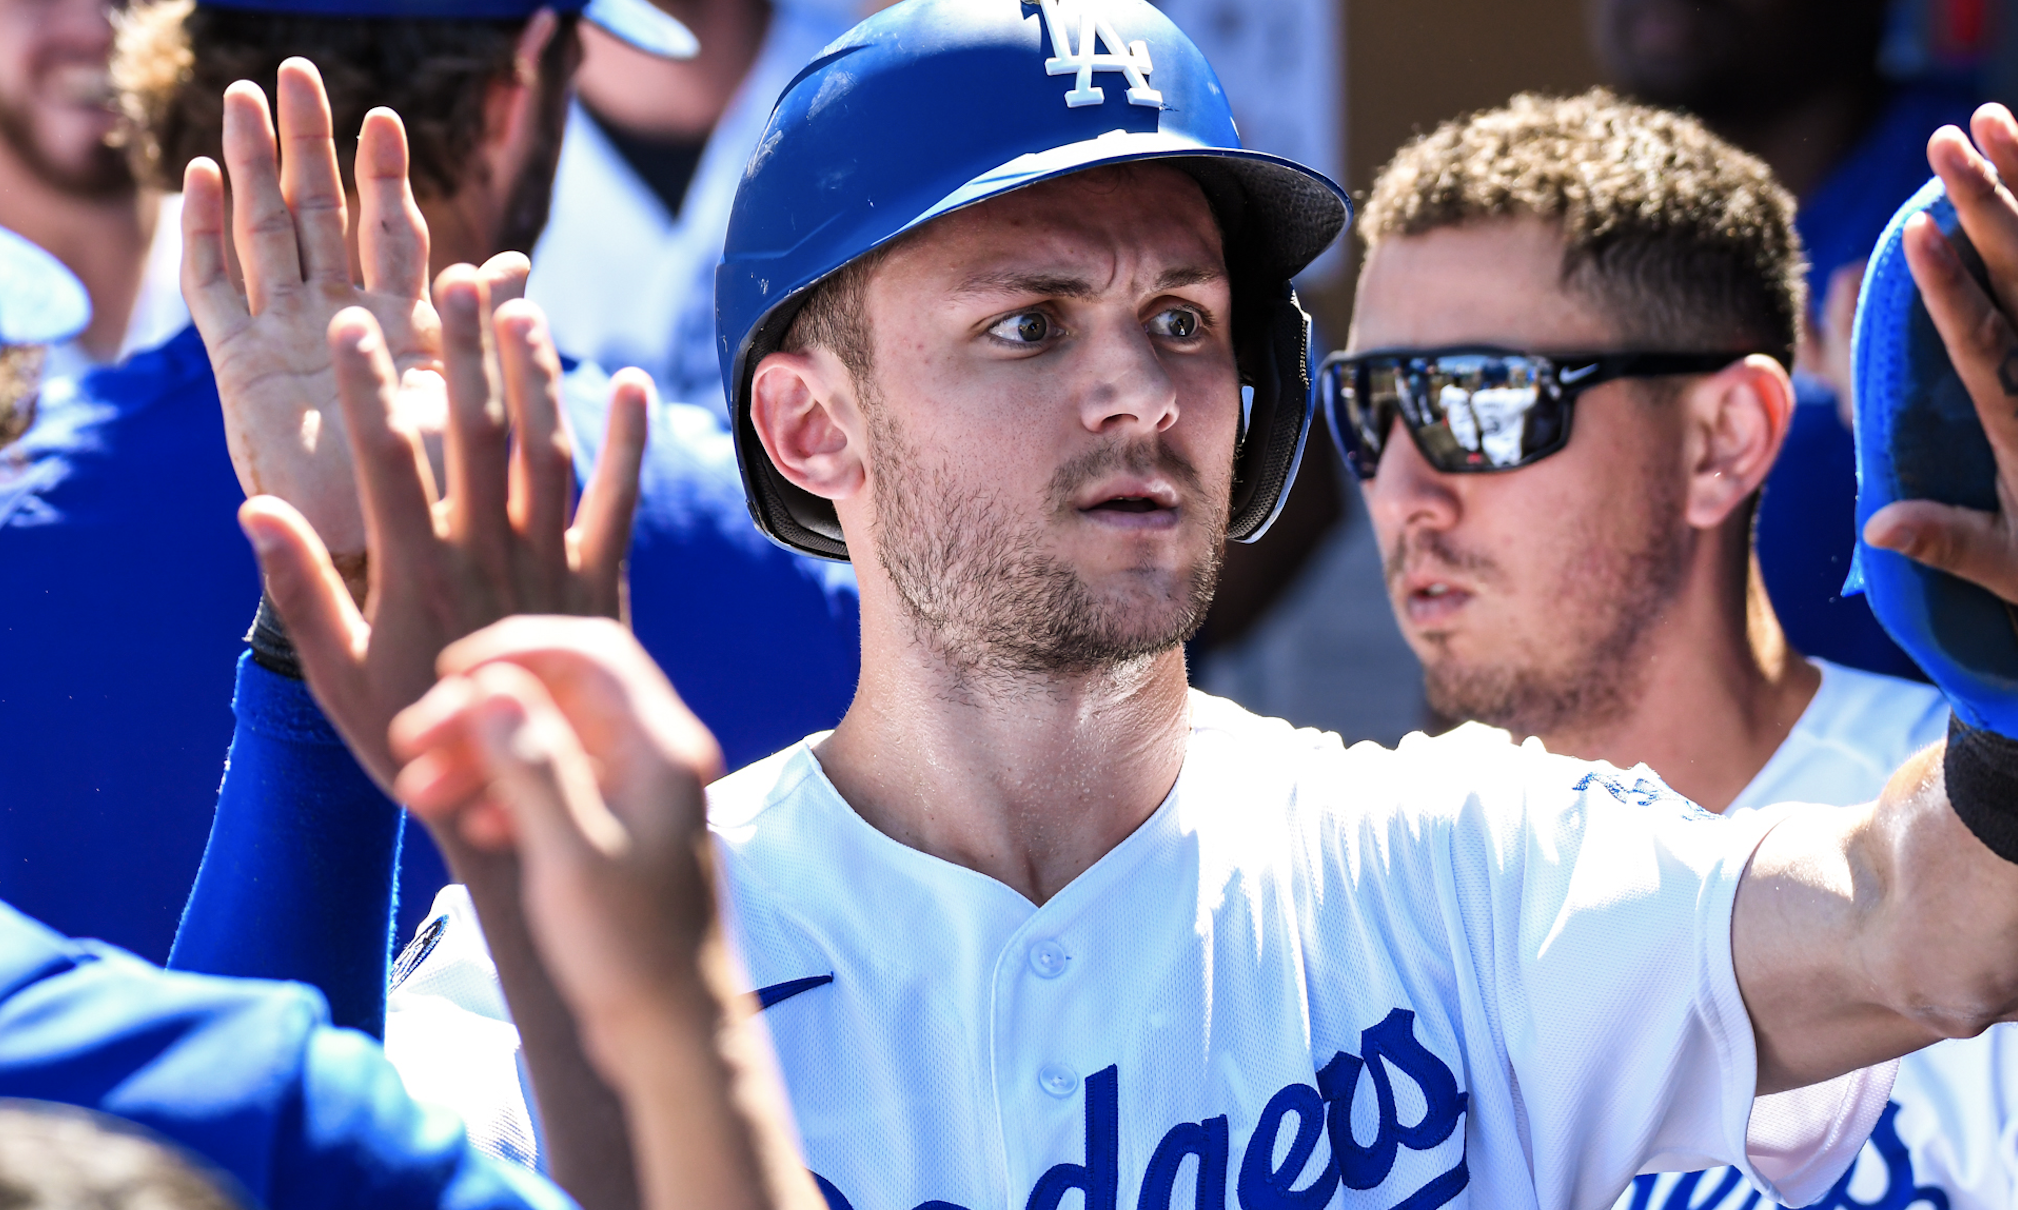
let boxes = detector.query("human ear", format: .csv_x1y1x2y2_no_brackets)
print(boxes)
477,10,559,180
749,349,866,503
1682,354,1794,529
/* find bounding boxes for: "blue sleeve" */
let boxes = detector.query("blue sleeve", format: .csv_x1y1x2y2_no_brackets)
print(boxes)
0,906,575,1210
271,1026,578,1210
169,652,403,1037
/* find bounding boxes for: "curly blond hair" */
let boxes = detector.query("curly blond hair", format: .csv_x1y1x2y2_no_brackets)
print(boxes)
1362,89,1807,362
112,0,575,201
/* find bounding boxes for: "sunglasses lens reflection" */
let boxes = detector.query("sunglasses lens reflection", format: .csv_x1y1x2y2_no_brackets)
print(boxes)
1332,355,1564,475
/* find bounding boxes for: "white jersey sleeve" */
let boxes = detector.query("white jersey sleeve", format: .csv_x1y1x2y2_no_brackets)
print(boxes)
1277,716,1892,1209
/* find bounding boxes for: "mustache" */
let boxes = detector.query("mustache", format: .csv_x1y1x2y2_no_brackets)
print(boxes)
1047,437,1206,509
1382,528,1501,591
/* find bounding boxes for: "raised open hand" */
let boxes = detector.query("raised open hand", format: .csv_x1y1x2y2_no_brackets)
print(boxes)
1869,104,2018,600
183,57,529,580
237,283,649,791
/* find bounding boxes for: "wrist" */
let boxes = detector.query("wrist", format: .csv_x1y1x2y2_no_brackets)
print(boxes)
579,925,740,1081
1944,713,2018,863
245,590,302,680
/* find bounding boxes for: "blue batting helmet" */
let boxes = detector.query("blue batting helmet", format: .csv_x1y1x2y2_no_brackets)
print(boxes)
716,0,1351,561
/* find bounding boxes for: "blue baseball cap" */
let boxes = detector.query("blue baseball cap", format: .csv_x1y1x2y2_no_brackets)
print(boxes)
0,228,90,348
197,0,699,59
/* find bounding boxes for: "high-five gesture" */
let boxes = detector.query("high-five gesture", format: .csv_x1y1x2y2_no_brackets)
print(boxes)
181,58,650,788
182,58,464,570
236,290,647,789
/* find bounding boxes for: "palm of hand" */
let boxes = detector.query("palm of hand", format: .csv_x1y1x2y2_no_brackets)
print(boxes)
211,288,443,559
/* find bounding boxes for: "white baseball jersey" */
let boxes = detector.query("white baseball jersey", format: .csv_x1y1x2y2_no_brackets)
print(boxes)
387,692,1898,1210
1617,660,2018,1210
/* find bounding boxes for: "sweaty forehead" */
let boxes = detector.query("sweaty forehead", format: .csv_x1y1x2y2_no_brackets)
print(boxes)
887,164,1226,293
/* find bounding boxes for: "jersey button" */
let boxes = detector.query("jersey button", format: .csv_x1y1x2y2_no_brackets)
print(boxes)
1038,1064,1079,1098
1028,940,1069,979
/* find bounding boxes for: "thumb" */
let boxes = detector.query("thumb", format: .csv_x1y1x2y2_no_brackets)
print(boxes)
1865,499,2018,601
240,496,368,679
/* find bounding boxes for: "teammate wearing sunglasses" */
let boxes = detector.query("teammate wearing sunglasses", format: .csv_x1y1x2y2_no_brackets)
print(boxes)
1339,90,2013,1208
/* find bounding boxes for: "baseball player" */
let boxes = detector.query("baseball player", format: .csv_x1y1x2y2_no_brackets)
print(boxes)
193,2,2018,1208
1335,91,2014,1208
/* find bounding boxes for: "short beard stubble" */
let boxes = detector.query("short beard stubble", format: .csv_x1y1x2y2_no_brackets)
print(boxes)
865,383,1227,682
0,79,133,199
1401,473,1690,740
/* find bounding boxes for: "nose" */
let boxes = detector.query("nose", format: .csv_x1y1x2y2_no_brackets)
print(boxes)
1362,414,1462,539
1075,316,1178,437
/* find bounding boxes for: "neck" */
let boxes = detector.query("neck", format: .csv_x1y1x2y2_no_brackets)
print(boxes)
1705,78,1885,198
817,580,1194,905
0,143,153,362
1534,541,1819,813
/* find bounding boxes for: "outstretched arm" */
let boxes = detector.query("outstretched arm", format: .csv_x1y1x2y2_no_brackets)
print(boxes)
391,618,821,1210
1735,105,2018,1094
195,61,655,1210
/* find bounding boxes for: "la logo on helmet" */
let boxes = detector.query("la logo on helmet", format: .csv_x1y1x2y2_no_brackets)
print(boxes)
1027,0,1164,109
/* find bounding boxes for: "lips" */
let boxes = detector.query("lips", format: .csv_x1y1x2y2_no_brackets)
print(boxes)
1399,574,1474,627
1074,475,1182,529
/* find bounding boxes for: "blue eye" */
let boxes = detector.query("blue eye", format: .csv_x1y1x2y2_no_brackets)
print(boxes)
1149,308,1201,339
989,312,1051,343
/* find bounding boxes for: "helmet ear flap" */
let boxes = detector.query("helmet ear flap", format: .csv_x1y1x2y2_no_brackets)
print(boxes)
1225,285,1315,542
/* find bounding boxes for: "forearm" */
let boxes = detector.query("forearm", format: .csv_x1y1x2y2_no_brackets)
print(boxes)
590,928,823,1210
1738,733,2018,1092
443,839,640,1210
170,652,403,1037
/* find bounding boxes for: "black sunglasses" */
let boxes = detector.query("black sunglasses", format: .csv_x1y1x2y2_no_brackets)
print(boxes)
1318,347,1773,478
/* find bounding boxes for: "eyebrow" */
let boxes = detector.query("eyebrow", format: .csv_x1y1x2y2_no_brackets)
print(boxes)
948,264,1227,302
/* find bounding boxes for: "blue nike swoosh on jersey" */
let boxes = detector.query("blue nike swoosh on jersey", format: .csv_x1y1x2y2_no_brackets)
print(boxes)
754,974,834,1010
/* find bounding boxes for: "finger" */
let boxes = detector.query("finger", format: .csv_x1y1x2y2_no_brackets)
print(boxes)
1972,104,2018,198
494,300,574,593
180,157,250,341
1865,499,2018,601
1927,124,2018,322
572,368,648,616
355,107,429,300
439,615,727,785
239,496,368,682
1902,214,2018,479
391,673,481,762
273,59,350,287
220,80,300,313
434,266,513,583
467,663,628,860
330,308,444,577
393,747,490,819
480,251,531,307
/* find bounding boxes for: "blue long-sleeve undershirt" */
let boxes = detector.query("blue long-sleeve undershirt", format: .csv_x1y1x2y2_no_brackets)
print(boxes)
169,652,401,1038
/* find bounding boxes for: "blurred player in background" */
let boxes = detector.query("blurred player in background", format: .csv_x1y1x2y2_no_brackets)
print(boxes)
0,0,186,378
1592,0,1981,682
529,0,851,418
0,0,858,963
1340,89,2015,1207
